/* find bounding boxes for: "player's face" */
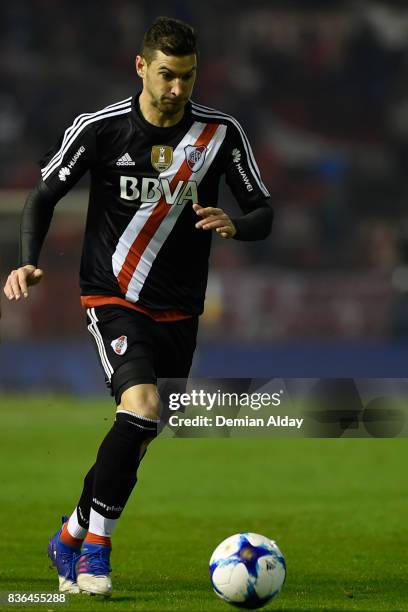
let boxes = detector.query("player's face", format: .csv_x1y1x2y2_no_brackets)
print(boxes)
138,51,197,116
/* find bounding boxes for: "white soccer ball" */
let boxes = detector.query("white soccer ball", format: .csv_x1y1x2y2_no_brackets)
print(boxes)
209,533,286,609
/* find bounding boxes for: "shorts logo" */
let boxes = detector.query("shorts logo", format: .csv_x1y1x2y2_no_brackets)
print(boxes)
151,145,173,172
111,335,128,355
184,145,207,172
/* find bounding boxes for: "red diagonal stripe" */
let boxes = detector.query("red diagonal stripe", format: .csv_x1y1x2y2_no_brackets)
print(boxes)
117,122,219,294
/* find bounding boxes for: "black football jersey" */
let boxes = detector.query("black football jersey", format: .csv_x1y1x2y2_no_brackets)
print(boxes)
39,95,270,315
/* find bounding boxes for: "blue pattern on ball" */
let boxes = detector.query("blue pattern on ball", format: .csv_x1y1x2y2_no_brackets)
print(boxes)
237,534,274,578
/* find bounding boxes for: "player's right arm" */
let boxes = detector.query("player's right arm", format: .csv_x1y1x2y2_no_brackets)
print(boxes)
3,111,97,301
4,265,44,300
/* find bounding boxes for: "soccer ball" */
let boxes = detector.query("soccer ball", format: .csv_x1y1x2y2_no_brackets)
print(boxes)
209,533,286,609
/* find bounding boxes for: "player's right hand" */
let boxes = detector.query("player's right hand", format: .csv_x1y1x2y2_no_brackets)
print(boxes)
3,265,44,300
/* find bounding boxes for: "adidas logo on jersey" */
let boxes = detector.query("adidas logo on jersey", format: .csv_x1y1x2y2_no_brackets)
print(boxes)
116,153,135,166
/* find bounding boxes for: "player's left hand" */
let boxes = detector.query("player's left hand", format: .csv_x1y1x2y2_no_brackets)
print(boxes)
193,204,237,239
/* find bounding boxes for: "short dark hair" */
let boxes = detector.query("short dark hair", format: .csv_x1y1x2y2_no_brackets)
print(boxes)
142,16,197,63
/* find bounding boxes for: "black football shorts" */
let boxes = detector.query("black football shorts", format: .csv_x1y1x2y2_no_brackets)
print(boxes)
86,305,198,405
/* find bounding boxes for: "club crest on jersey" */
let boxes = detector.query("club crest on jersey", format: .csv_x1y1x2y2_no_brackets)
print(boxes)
151,145,173,172
184,145,207,173
110,335,128,355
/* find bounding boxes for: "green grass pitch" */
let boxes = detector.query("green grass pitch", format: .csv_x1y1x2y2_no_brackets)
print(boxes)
0,395,407,611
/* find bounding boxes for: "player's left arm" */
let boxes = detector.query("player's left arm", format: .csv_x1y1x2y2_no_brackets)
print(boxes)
193,203,237,239
219,121,273,241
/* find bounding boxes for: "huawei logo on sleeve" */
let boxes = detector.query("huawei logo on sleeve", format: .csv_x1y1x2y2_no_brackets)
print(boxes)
58,167,71,181
232,148,241,163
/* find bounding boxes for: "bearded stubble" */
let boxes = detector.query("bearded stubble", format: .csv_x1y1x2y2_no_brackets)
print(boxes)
152,96,185,117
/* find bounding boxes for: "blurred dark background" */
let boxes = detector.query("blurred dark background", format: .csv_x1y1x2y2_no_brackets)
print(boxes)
2,0,408,392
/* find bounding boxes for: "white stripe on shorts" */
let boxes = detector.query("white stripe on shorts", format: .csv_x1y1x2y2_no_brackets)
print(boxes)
87,307,114,380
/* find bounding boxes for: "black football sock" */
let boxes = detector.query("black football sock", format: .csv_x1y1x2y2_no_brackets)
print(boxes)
90,411,158,522
76,464,96,530
75,411,156,531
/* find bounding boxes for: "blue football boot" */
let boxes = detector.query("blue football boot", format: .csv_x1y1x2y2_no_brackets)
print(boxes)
76,542,112,597
48,515,81,593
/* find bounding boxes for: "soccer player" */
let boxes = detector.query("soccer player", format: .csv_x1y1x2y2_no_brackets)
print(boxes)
3,17,272,596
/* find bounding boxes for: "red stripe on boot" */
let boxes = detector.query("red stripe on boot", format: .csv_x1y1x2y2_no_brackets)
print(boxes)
85,532,112,547
60,522,84,549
